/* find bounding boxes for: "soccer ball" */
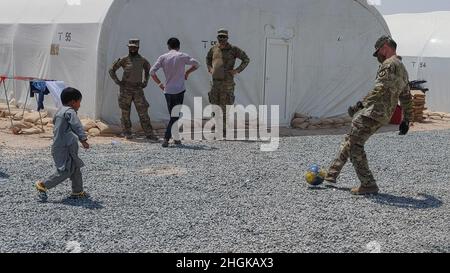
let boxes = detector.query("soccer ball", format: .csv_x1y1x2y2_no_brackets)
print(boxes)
305,164,327,186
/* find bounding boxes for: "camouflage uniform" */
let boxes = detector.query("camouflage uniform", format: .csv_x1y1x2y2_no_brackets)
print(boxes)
327,55,413,187
109,40,155,137
206,30,250,129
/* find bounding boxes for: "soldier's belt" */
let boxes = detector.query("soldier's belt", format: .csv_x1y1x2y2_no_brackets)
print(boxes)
212,79,235,82
122,82,142,88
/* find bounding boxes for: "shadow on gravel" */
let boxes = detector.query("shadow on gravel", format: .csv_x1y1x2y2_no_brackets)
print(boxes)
51,197,104,210
325,185,351,192
0,171,10,182
307,186,329,191
279,124,399,137
171,145,218,151
126,138,162,145
369,193,443,209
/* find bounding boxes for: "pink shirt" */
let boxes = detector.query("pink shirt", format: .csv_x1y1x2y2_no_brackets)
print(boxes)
150,50,199,94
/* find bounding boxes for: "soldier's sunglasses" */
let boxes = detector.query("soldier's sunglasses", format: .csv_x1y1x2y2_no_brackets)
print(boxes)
218,36,228,40
373,42,387,57
373,49,380,58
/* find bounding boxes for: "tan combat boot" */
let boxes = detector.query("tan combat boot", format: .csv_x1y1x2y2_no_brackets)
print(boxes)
351,184,379,195
324,172,337,184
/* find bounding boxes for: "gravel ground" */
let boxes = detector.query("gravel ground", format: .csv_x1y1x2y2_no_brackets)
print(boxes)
0,129,449,253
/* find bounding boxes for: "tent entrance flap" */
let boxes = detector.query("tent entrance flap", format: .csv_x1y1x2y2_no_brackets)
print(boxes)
263,38,293,125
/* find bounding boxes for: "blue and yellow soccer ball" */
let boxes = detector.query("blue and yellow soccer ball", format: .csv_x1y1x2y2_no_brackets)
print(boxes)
305,164,327,186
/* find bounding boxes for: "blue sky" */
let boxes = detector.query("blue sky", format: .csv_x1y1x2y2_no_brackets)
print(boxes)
372,0,450,15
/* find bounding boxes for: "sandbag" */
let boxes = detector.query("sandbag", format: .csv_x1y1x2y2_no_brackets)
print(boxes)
21,127,44,135
36,117,53,126
309,118,322,126
296,123,309,130
81,119,97,131
321,119,334,125
99,124,122,135
95,121,110,133
23,111,48,123
291,118,308,128
12,121,34,129
88,128,101,137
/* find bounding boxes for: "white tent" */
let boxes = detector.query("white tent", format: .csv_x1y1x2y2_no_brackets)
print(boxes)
385,12,450,113
0,0,389,126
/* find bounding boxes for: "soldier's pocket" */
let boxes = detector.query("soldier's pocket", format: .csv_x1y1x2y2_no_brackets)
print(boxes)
135,90,150,109
118,92,129,109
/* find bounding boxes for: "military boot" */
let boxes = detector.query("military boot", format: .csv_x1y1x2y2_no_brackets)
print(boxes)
70,191,90,199
174,140,182,146
121,132,133,140
351,184,379,195
324,172,337,184
146,135,159,142
162,139,169,148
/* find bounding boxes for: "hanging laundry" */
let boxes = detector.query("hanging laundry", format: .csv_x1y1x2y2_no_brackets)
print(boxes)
45,81,66,109
30,81,50,111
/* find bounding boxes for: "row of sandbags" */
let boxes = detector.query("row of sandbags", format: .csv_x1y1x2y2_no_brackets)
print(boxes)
423,111,450,121
291,113,353,130
411,91,427,122
0,102,168,136
80,118,167,137
0,102,51,135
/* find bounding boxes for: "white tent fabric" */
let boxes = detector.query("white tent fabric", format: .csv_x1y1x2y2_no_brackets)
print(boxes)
384,12,450,113
0,0,389,125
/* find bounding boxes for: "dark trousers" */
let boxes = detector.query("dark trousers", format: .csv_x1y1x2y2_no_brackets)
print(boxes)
165,91,185,140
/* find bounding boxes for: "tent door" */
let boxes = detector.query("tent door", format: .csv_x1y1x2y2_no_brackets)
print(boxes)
263,38,292,125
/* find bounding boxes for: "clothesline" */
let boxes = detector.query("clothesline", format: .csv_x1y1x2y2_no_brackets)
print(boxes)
1,75,65,111
0,75,56,82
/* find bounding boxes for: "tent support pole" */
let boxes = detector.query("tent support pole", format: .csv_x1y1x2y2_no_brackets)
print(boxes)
34,96,45,131
22,82,31,118
2,79,14,128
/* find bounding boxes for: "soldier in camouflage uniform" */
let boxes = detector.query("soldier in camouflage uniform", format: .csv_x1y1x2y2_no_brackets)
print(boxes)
109,39,158,141
325,36,413,195
206,29,250,135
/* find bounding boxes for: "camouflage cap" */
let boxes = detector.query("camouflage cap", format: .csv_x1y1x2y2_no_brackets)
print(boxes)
128,39,140,48
373,35,394,57
217,28,229,37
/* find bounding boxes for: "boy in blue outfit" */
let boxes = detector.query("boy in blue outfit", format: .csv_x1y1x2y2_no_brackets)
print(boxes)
35,87,90,201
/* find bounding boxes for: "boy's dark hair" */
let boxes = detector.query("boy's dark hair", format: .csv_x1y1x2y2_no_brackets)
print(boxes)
167,37,180,50
61,87,82,105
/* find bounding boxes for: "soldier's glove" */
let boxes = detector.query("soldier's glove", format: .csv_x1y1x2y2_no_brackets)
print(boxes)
115,80,123,86
348,101,364,117
399,120,410,135
141,81,148,89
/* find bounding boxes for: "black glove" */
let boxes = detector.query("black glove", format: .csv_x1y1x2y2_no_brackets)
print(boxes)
399,120,410,135
348,101,364,117
141,81,148,89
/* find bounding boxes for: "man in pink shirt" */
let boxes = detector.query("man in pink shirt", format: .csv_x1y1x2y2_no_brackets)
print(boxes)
150,38,199,147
